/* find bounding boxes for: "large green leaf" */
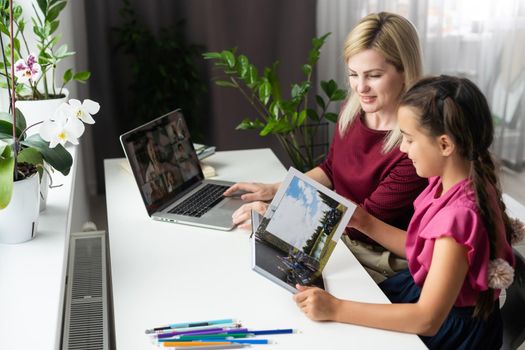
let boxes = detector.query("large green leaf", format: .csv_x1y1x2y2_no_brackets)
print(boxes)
259,119,276,136
21,134,72,176
246,65,258,87
47,1,67,22
0,144,14,209
73,71,90,82
237,54,249,79
324,112,338,123
215,80,236,88
297,110,307,126
36,0,48,14
202,52,222,60
235,118,264,130
315,95,326,109
17,147,43,166
321,79,337,98
258,80,271,105
63,68,73,84
14,108,27,133
49,19,59,35
331,88,347,101
266,61,281,102
307,108,319,122
221,50,235,68
0,109,26,132
0,119,22,138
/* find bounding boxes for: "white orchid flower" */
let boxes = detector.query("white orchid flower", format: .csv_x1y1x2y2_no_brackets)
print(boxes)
68,99,100,124
14,53,41,83
40,104,85,148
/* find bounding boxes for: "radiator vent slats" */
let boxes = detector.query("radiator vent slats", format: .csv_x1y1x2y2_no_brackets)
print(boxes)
62,232,108,350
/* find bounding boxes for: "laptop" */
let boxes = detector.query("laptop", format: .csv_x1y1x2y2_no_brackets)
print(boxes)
120,109,243,230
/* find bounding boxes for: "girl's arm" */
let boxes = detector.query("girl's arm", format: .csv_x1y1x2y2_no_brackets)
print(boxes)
294,236,469,336
349,207,407,257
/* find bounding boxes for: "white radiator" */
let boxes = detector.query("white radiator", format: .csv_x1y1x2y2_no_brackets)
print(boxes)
62,229,109,350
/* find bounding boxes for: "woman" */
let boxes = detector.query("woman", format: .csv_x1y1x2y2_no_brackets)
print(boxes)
225,12,427,282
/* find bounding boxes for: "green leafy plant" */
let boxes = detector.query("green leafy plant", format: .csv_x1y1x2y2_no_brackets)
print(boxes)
114,0,206,140
0,0,91,100
203,33,346,171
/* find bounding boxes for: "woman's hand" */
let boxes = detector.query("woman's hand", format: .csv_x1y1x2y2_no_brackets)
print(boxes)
232,201,269,230
223,182,279,202
293,284,340,321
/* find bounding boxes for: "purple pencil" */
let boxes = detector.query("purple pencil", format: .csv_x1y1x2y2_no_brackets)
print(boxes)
157,328,247,339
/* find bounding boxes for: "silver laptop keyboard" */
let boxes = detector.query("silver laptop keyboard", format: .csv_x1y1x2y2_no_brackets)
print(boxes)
168,184,230,217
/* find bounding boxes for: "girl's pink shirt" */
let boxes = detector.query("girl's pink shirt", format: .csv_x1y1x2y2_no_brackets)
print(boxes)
406,177,514,307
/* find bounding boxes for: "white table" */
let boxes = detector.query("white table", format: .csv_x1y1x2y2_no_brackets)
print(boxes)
0,146,83,350
104,148,426,349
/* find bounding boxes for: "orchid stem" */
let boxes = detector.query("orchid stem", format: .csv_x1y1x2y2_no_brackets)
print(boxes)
21,121,44,138
9,0,18,181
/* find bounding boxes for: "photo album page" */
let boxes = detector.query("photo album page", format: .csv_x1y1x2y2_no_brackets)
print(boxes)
251,167,356,293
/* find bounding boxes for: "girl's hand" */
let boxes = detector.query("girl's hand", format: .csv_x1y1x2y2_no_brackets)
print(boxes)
293,284,340,321
232,201,268,230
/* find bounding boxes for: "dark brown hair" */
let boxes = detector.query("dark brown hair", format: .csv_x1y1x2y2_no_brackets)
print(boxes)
400,75,513,319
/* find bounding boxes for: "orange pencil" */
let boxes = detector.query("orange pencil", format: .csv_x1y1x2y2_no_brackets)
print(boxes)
162,341,232,347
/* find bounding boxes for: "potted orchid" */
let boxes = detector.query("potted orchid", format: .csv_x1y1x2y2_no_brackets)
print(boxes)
0,99,100,205
0,0,99,244
0,97,99,243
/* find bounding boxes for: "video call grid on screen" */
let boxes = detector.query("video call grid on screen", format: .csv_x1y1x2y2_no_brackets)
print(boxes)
123,112,202,211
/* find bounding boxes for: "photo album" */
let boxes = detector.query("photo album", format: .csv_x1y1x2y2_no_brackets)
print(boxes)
251,167,356,293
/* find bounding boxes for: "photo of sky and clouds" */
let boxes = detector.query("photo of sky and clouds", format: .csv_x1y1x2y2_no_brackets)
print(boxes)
266,177,330,249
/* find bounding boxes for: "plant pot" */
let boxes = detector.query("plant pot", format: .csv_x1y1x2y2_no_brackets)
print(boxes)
16,88,69,137
0,174,40,244
39,165,50,212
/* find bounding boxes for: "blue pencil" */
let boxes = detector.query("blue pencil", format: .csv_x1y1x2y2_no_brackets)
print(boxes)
229,339,271,344
247,328,294,335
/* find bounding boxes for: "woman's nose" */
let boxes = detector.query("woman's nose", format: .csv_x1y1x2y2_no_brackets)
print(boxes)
356,77,369,93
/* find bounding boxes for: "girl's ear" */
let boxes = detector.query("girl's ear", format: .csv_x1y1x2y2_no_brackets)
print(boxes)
437,134,455,156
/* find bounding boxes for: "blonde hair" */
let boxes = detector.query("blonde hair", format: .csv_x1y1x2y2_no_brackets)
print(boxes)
339,12,423,153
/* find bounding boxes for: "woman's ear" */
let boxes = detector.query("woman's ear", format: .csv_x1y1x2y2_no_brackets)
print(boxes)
437,134,455,156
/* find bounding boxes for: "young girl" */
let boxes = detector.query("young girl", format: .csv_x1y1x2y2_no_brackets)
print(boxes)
293,75,515,349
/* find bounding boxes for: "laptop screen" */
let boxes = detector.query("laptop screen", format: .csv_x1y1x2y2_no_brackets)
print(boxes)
120,110,204,215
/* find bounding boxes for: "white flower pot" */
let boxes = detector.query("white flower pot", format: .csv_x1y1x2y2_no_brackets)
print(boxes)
0,174,40,244
16,88,69,137
39,166,50,212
